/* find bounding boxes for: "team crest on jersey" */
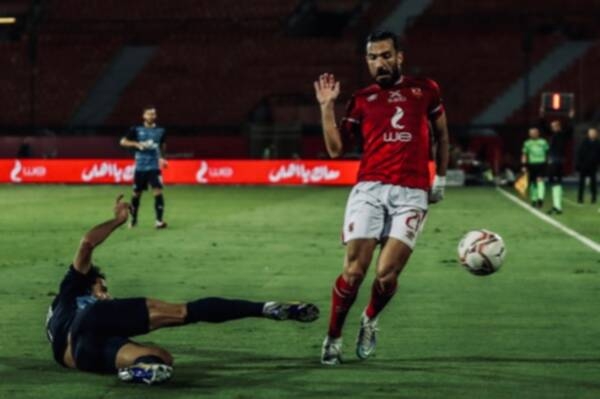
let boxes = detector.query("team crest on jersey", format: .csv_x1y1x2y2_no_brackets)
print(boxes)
388,90,406,103
367,93,378,102
411,87,423,98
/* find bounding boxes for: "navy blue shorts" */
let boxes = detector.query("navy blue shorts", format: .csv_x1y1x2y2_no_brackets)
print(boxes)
133,170,163,192
70,298,149,374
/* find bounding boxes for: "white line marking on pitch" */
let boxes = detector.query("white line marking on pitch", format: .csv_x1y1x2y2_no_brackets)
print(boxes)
497,188,600,253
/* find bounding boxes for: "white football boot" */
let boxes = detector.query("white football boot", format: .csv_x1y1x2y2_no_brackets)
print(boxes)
321,336,343,365
118,363,173,385
356,313,378,360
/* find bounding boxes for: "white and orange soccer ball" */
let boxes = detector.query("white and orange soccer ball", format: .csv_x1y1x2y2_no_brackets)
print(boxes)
457,230,506,276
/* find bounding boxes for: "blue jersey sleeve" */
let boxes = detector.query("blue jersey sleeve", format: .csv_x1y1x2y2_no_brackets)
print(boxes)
56,266,93,304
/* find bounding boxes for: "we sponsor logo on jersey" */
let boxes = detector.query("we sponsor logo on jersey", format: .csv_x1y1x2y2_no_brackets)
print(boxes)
10,160,47,183
268,162,340,183
383,106,413,143
196,161,234,183
81,162,135,183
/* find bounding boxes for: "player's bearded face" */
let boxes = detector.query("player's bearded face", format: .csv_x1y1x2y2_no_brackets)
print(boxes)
374,64,400,88
143,109,157,125
366,40,401,89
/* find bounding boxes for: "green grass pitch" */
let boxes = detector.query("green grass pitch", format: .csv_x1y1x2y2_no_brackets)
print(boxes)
0,185,599,399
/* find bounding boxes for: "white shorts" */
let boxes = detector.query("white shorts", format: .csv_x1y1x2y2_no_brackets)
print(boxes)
342,181,429,249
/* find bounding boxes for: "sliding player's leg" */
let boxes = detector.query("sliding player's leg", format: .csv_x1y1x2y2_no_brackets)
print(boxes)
75,297,318,339
147,297,318,327
72,297,318,383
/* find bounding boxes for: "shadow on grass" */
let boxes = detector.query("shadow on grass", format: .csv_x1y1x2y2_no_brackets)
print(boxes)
151,348,600,394
3,352,600,396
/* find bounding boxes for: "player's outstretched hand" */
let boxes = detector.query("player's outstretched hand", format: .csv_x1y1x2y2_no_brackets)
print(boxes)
114,194,130,224
314,73,340,106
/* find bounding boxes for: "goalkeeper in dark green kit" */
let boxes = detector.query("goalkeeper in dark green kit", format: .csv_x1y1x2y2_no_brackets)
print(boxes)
521,127,549,208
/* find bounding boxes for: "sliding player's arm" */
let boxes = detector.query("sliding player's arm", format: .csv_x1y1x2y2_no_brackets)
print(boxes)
73,195,130,275
429,112,450,203
315,73,343,158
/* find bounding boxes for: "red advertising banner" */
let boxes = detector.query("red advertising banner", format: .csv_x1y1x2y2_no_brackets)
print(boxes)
0,159,362,185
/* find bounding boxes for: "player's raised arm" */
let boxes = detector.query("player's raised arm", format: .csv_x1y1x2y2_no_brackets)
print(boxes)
430,112,449,203
315,73,343,158
73,195,130,274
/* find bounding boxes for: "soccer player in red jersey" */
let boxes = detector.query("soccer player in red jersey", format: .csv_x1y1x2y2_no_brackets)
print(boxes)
314,31,449,365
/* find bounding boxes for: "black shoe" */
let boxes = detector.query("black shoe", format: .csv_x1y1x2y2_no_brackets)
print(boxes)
537,200,543,209
547,207,563,215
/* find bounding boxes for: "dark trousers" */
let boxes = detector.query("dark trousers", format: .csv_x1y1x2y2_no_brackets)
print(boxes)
578,168,597,203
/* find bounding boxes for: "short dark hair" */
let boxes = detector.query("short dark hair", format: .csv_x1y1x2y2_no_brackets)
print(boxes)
366,30,401,52
89,265,105,280
143,105,156,112
81,265,105,294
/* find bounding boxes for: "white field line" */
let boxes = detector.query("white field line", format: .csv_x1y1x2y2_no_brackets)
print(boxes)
496,187,600,253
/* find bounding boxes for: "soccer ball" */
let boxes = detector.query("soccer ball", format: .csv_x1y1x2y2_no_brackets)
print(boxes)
457,229,506,276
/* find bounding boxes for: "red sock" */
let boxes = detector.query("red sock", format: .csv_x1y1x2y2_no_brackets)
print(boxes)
365,279,398,319
327,275,360,338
